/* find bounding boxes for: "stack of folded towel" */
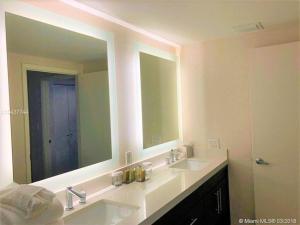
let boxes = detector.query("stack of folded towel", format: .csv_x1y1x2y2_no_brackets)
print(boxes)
0,184,64,225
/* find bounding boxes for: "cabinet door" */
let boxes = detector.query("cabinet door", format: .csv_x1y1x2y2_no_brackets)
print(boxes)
218,179,230,225
202,185,221,225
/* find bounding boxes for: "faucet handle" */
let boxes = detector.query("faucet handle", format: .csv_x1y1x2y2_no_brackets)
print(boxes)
79,191,86,204
165,157,172,165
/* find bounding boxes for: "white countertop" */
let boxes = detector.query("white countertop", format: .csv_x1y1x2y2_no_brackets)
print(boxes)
63,155,228,225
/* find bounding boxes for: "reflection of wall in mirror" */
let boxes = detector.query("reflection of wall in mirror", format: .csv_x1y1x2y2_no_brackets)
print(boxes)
7,52,108,183
78,71,112,167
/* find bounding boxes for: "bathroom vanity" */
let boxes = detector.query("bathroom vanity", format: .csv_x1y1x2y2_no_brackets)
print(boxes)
61,156,229,225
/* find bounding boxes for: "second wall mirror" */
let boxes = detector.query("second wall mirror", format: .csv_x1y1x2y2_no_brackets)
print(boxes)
139,52,179,150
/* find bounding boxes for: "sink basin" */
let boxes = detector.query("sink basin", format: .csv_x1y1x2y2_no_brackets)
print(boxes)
64,200,139,225
170,159,209,171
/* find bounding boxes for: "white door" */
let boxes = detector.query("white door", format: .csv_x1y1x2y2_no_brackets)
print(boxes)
250,42,299,224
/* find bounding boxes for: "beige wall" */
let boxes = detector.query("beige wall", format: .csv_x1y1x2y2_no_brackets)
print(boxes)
181,25,299,224
82,59,108,73
7,52,83,183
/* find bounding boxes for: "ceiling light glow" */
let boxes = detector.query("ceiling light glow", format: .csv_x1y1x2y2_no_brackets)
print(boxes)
60,0,180,48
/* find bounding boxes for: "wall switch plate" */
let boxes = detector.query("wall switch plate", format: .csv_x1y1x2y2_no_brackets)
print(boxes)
208,138,220,150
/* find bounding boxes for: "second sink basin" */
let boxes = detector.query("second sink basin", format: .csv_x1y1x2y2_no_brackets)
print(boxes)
64,199,139,225
170,159,209,171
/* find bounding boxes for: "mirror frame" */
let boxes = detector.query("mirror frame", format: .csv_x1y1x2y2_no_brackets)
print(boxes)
135,43,183,160
0,1,119,191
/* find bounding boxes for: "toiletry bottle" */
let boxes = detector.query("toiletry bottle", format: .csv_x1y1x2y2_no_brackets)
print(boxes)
142,162,152,180
112,171,123,186
135,165,146,182
123,169,130,184
129,167,135,183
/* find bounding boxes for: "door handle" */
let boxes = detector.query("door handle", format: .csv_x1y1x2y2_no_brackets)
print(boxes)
219,188,222,212
190,218,198,225
215,190,220,214
255,158,269,165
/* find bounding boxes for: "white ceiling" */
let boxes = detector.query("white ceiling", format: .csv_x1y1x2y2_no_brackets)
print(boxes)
6,13,107,62
77,0,300,44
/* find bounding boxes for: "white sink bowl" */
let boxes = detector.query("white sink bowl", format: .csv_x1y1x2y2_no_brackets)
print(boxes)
170,159,209,171
64,200,139,225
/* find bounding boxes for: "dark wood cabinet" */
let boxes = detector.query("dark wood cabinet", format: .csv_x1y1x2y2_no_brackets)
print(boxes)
153,166,230,225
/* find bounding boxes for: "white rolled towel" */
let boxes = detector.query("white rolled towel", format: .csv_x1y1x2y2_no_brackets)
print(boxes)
0,185,64,225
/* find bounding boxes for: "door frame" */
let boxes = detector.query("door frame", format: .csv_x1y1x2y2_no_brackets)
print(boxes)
22,64,78,183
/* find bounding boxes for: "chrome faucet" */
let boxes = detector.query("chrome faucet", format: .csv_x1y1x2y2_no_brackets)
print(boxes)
65,186,86,211
166,149,184,165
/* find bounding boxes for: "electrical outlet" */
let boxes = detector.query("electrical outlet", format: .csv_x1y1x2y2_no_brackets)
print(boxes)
208,138,220,150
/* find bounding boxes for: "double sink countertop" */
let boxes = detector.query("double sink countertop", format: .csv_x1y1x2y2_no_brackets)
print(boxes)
62,154,228,225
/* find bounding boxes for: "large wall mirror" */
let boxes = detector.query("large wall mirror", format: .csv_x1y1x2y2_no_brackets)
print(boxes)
6,13,115,184
139,51,180,150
